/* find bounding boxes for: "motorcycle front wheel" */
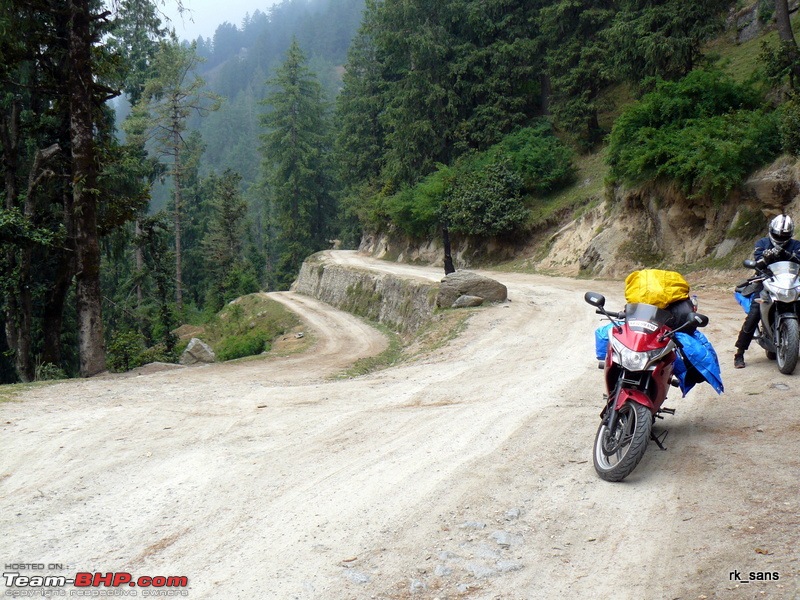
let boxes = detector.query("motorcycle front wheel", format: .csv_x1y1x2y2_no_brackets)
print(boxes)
593,402,652,482
777,319,800,374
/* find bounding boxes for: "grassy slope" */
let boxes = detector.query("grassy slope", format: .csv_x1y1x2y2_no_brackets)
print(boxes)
198,294,302,362
527,147,609,230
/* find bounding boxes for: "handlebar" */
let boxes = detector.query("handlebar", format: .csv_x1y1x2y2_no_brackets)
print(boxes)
657,312,709,342
595,309,624,319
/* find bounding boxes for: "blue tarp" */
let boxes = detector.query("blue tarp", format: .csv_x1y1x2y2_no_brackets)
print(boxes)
735,291,753,314
673,330,724,396
593,324,724,396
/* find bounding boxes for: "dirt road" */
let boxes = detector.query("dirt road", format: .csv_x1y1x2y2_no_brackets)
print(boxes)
1,252,798,599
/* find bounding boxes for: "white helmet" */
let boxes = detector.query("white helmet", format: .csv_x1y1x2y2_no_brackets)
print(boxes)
769,214,794,248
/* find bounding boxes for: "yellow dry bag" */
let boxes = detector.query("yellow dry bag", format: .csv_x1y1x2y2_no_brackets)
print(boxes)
624,269,690,309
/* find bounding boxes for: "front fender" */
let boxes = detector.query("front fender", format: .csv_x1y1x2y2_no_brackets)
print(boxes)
614,388,656,413
775,309,799,326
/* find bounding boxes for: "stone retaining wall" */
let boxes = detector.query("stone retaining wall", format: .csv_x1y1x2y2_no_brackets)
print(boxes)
292,253,439,332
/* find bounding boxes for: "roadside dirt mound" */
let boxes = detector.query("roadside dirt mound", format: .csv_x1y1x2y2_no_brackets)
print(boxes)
1,255,797,599
173,324,205,341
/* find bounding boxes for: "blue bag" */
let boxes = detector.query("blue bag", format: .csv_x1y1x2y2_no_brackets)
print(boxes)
673,330,724,396
594,323,613,360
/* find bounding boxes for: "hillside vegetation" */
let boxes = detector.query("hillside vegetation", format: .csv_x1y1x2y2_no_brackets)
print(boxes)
361,3,800,269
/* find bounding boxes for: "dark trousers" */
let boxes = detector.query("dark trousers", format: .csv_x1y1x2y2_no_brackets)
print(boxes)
736,300,761,352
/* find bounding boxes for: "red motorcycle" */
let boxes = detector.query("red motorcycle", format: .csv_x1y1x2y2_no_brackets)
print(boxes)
584,292,708,481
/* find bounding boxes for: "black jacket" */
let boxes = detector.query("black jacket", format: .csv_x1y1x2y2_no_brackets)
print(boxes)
754,236,800,264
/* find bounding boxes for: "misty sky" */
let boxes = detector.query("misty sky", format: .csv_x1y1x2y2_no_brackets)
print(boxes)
159,0,281,41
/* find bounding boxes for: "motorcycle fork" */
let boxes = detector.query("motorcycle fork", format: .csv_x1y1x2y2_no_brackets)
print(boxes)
599,393,630,458
602,377,624,438
604,371,672,451
774,308,797,336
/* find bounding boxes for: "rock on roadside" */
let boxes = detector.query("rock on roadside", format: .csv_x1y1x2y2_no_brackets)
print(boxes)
179,338,216,365
436,271,508,308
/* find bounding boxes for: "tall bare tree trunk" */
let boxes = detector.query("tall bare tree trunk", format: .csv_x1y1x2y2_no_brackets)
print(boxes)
173,126,183,315
41,252,74,368
775,0,798,46
1,98,33,382
69,0,106,377
135,218,144,308
775,0,800,84
442,225,455,275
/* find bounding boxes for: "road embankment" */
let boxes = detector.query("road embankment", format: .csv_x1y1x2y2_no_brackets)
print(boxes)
292,251,439,332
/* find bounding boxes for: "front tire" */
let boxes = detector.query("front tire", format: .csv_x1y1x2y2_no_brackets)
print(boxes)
777,319,800,374
593,402,652,482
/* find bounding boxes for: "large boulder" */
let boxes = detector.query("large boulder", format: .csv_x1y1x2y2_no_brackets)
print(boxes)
436,271,507,308
743,160,799,211
180,338,216,365
452,295,485,308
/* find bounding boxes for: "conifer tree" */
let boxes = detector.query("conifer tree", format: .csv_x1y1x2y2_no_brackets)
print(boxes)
260,38,333,290
128,39,220,315
374,0,459,187
202,169,257,310
539,0,616,149
449,0,544,151
334,0,385,189
605,0,729,83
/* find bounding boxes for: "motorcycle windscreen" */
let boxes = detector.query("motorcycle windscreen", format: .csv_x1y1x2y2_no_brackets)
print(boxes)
764,260,800,296
624,303,672,333
766,260,800,277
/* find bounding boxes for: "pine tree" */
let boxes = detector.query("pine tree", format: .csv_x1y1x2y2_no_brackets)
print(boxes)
539,0,616,149
106,0,167,315
202,169,257,310
334,0,385,189
332,0,387,243
449,0,544,152
374,0,460,187
605,0,729,83
0,1,68,381
260,38,334,290
128,39,220,315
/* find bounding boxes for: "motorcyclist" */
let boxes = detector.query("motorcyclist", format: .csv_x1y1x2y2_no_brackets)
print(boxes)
734,214,800,368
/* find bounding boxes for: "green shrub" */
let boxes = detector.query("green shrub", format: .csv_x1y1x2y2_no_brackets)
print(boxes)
444,158,529,237
382,122,574,237
107,331,179,372
137,343,179,365
215,331,269,361
608,69,781,198
201,294,299,362
107,330,146,373
487,123,575,194
35,362,66,381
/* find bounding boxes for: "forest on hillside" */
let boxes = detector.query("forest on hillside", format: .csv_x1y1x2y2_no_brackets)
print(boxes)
3,0,800,383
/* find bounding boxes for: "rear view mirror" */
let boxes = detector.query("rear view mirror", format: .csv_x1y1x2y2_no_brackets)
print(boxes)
693,313,709,328
743,259,756,269
584,292,605,308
